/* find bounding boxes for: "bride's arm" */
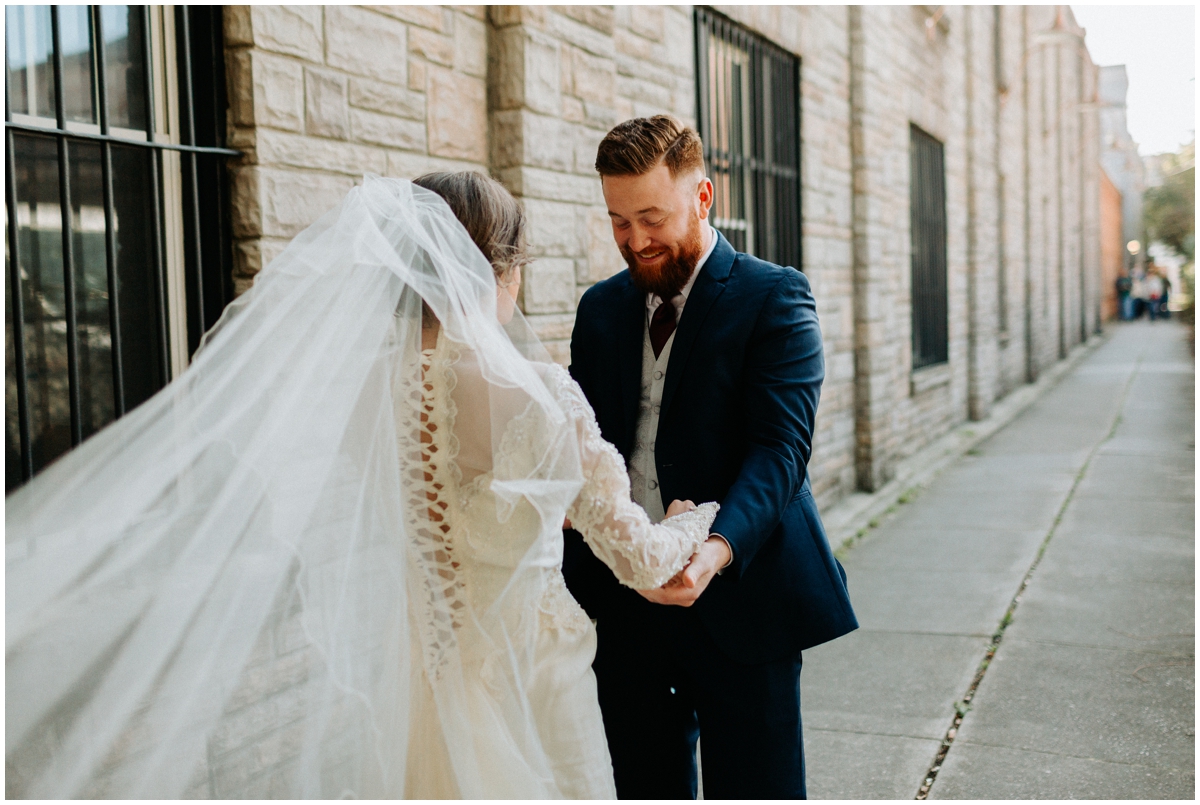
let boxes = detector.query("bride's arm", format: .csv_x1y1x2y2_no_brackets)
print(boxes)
551,368,718,590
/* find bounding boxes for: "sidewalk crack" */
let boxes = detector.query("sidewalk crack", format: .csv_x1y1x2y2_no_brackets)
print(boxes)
915,355,1145,800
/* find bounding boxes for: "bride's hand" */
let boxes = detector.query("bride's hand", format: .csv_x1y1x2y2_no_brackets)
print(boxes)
665,499,697,519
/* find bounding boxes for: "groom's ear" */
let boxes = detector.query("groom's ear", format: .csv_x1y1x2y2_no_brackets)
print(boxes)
696,175,714,220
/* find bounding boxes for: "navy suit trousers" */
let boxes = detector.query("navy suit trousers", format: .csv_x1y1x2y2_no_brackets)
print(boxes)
593,611,806,800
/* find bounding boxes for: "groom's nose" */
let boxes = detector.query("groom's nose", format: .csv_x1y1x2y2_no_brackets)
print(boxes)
626,226,653,253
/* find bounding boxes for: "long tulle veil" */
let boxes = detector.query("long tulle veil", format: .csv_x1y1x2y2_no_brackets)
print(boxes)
6,176,584,797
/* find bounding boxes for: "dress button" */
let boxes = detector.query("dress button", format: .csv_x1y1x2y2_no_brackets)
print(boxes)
649,480,658,490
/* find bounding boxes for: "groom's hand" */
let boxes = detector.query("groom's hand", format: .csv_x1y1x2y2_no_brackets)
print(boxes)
637,536,732,607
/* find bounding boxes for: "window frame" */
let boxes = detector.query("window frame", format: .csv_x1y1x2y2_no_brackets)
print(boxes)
909,123,950,370
5,5,237,488
694,7,803,272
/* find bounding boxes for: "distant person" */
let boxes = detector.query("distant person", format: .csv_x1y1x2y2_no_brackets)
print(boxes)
1131,270,1148,319
1146,266,1165,321
1116,273,1133,320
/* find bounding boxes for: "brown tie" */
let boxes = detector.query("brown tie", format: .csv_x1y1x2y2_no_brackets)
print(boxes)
649,297,677,359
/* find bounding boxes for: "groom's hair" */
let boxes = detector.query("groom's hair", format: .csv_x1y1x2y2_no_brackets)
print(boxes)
595,115,704,179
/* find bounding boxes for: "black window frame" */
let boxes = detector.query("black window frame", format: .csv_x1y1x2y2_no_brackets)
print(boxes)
5,5,237,489
694,7,803,272
909,123,949,370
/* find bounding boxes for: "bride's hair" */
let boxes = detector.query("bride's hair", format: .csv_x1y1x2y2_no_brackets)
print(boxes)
413,171,529,283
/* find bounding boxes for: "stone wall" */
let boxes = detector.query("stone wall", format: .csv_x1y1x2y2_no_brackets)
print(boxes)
221,4,1104,509
223,5,490,294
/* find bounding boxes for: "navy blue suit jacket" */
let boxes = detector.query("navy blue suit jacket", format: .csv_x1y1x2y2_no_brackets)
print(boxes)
564,232,857,664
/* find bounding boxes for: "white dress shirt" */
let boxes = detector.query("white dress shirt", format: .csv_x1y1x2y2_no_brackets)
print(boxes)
631,224,733,571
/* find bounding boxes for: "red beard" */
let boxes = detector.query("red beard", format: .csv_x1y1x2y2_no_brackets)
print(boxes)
622,214,706,299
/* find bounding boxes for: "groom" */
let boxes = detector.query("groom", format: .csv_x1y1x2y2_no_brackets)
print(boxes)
563,116,857,799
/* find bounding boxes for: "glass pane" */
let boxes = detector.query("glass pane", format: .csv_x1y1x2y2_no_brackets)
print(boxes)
111,145,164,408
67,141,114,438
11,133,72,474
5,6,56,119
58,4,96,125
99,5,147,131
6,198,23,491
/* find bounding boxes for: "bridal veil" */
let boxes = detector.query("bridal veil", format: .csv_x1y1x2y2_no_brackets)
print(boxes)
6,177,587,797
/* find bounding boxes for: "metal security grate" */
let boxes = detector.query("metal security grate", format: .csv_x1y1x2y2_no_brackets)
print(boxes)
694,7,802,271
909,124,948,369
5,5,237,490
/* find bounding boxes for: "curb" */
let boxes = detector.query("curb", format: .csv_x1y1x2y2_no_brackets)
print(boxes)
823,329,1113,560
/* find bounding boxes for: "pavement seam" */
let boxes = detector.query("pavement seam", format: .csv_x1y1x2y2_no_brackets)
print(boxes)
914,354,1144,800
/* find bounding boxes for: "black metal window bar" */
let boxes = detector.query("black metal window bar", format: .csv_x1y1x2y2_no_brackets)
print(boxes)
909,124,949,369
694,7,802,271
5,5,237,491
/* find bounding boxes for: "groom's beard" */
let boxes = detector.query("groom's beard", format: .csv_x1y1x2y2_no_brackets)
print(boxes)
622,214,705,300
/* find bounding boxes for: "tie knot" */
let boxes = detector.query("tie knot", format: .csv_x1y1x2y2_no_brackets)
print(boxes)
649,298,678,359
652,297,676,324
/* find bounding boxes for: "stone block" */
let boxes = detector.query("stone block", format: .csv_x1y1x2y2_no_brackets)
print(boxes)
348,77,425,120
225,49,255,127
523,30,563,116
526,311,576,342
252,52,304,132
566,46,614,106
230,167,263,238
249,6,323,62
304,67,348,139
582,99,616,129
386,151,486,179
562,95,585,123
259,170,356,238
409,26,455,67
522,198,581,257
325,6,407,84
491,111,575,172
574,125,605,174
558,5,615,36
628,5,666,42
520,257,577,314
426,68,487,163
453,12,488,78
365,4,449,32
223,5,253,47
255,129,387,176
498,166,602,205
545,8,613,58
350,108,427,151
408,59,427,92
586,206,625,282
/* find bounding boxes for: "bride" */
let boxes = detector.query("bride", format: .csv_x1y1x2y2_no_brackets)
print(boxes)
6,173,717,798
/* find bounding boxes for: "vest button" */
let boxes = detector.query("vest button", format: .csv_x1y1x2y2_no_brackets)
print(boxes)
649,480,658,490
652,404,661,414
653,370,663,380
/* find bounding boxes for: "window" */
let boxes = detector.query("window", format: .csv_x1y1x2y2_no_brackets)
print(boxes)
694,7,802,271
5,6,236,491
909,124,948,369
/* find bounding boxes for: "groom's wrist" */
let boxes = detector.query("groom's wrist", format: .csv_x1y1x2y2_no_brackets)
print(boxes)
708,533,733,574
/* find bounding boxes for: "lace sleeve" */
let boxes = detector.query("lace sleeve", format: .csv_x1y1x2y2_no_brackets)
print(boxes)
546,366,718,590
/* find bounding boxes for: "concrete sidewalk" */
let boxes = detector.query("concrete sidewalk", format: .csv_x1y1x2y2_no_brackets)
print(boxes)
803,320,1195,799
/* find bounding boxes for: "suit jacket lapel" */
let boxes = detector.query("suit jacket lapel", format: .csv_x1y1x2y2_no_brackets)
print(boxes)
614,275,645,462
661,232,735,419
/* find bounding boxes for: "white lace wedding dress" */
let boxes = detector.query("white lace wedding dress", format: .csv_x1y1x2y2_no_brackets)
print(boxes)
5,177,712,799
406,332,717,798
